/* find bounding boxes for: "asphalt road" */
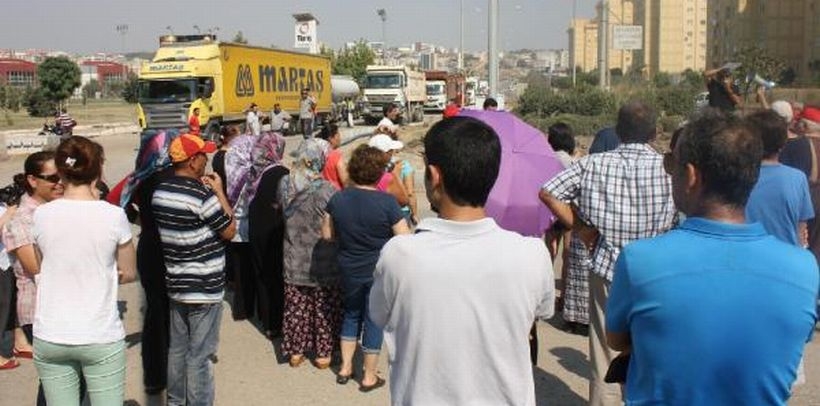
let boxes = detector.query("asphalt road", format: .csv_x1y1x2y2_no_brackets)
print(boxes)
0,124,818,405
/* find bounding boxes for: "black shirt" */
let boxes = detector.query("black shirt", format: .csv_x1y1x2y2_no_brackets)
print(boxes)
707,79,738,112
780,136,812,180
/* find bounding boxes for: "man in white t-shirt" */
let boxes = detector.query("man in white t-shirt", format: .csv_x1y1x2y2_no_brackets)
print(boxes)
299,89,317,139
245,103,262,135
370,117,555,405
376,103,400,138
270,103,291,133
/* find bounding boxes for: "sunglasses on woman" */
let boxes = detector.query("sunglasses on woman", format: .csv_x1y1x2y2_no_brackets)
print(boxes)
32,173,61,184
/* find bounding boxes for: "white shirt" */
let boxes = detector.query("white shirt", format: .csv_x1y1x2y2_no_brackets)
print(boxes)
32,200,132,345
270,110,290,132
370,217,555,406
377,117,398,135
246,111,261,135
0,205,12,270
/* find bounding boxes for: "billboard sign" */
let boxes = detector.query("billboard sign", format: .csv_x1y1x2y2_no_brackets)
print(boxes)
613,25,643,50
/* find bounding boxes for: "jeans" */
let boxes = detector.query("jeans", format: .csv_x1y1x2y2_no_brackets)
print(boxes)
33,338,125,406
301,118,314,139
168,301,222,406
340,278,383,353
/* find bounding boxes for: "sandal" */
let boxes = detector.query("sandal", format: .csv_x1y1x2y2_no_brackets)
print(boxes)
336,372,352,385
289,355,305,368
313,358,331,369
13,348,33,359
0,359,20,370
359,376,386,393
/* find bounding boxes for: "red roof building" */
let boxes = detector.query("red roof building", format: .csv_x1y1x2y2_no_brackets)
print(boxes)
0,58,37,87
81,60,130,91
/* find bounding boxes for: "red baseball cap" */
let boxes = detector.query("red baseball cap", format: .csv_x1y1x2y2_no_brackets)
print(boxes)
802,106,820,124
169,133,217,163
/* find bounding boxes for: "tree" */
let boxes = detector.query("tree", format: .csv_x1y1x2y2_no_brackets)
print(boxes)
121,72,139,104
233,31,248,44
0,84,24,113
733,46,786,87
37,56,81,106
82,79,100,100
330,41,376,83
24,86,55,117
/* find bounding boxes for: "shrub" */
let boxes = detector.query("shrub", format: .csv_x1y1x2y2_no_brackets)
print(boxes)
523,113,615,138
25,87,56,117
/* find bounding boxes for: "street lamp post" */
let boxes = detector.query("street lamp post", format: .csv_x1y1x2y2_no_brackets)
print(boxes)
598,0,610,89
459,0,464,72
376,8,387,63
116,24,129,88
488,0,499,99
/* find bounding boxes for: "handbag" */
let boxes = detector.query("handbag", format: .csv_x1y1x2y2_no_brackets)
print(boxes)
604,352,630,384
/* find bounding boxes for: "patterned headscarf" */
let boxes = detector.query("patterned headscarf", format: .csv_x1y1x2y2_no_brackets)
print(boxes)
243,131,286,203
280,139,328,217
224,134,256,206
110,129,181,207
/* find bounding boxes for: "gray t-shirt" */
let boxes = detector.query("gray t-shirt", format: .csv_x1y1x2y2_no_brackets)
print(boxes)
270,111,290,131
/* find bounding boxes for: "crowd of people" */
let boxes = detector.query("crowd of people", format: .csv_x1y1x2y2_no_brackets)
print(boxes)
0,92,818,406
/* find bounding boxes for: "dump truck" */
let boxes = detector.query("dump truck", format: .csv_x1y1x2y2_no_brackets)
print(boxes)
361,65,426,125
137,34,332,139
424,70,465,112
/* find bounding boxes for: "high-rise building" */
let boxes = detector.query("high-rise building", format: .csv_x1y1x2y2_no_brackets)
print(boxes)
634,0,708,75
707,0,820,82
567,0,635,73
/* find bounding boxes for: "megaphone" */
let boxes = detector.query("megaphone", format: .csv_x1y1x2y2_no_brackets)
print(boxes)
747,73,776,90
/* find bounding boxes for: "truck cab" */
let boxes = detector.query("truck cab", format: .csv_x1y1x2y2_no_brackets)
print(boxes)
424,81,447,112
361,65,425,125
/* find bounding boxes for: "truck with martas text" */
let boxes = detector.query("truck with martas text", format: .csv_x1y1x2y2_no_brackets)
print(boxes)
361,65,426,125
137,34,332,139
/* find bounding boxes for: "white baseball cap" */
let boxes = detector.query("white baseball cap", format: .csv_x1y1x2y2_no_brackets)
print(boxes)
771,101,794,123
368,134,404,152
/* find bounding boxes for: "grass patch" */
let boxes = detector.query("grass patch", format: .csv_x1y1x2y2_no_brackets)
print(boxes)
0,99,137,131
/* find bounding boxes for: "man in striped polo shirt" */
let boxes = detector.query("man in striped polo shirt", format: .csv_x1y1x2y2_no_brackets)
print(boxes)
152,133,236,406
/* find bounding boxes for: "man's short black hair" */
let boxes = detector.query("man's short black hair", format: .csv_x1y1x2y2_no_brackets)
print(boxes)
547,122,575,155
616,101,657,143
678,109,762,208
424,117,501,207
483,98,498,110
745,110,788,158
383,103,398,116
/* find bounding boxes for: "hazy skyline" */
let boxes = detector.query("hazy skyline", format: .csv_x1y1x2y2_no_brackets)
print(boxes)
1,0,596,54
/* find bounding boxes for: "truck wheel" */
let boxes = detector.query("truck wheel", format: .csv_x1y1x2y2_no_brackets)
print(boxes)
203,121,221,142
364,116,379,126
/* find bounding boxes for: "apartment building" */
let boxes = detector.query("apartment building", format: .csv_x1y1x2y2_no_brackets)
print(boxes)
708,0,820,81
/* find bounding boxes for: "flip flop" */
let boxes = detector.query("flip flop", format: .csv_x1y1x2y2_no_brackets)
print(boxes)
13,348,33,359
0,359,20,370
359,377,386,393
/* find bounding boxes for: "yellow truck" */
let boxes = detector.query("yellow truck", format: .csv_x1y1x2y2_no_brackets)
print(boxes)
137,34,332,139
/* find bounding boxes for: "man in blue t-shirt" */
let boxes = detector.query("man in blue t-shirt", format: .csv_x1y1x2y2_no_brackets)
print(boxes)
606,111,818,406
745,110,814,246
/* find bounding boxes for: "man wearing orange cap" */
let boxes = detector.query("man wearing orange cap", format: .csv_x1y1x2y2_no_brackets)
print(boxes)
152,134,236,406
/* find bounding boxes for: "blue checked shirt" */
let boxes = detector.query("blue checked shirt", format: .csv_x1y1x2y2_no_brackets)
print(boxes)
543,143,677,281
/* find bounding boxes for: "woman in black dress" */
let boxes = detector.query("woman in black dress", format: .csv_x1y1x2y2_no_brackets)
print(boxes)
246,132,289,338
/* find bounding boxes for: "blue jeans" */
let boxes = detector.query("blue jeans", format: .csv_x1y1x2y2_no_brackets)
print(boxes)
34,338,125,406
168,301,222,406
340,278,383,353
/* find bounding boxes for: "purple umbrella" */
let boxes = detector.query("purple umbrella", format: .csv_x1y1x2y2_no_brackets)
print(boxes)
458,109,565,237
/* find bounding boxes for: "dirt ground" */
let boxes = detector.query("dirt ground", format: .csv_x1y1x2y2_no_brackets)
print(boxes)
0,121,817,405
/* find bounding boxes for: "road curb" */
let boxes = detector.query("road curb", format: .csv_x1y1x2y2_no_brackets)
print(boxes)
1,122,140,155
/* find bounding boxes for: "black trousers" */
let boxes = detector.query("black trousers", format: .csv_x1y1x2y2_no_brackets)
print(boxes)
229,243,256,321
137,256,169,390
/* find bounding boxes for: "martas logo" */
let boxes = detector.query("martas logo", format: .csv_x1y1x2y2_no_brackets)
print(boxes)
235,64,255,97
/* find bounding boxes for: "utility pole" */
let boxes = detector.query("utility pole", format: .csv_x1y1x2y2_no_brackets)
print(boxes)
458,0,464,72
116,24,129,90
598,0,609,89
377,9,387,64
488,0,499,99
572,0,577,87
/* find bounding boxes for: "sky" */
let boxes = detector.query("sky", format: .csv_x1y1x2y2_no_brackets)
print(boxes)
0,0,596,54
